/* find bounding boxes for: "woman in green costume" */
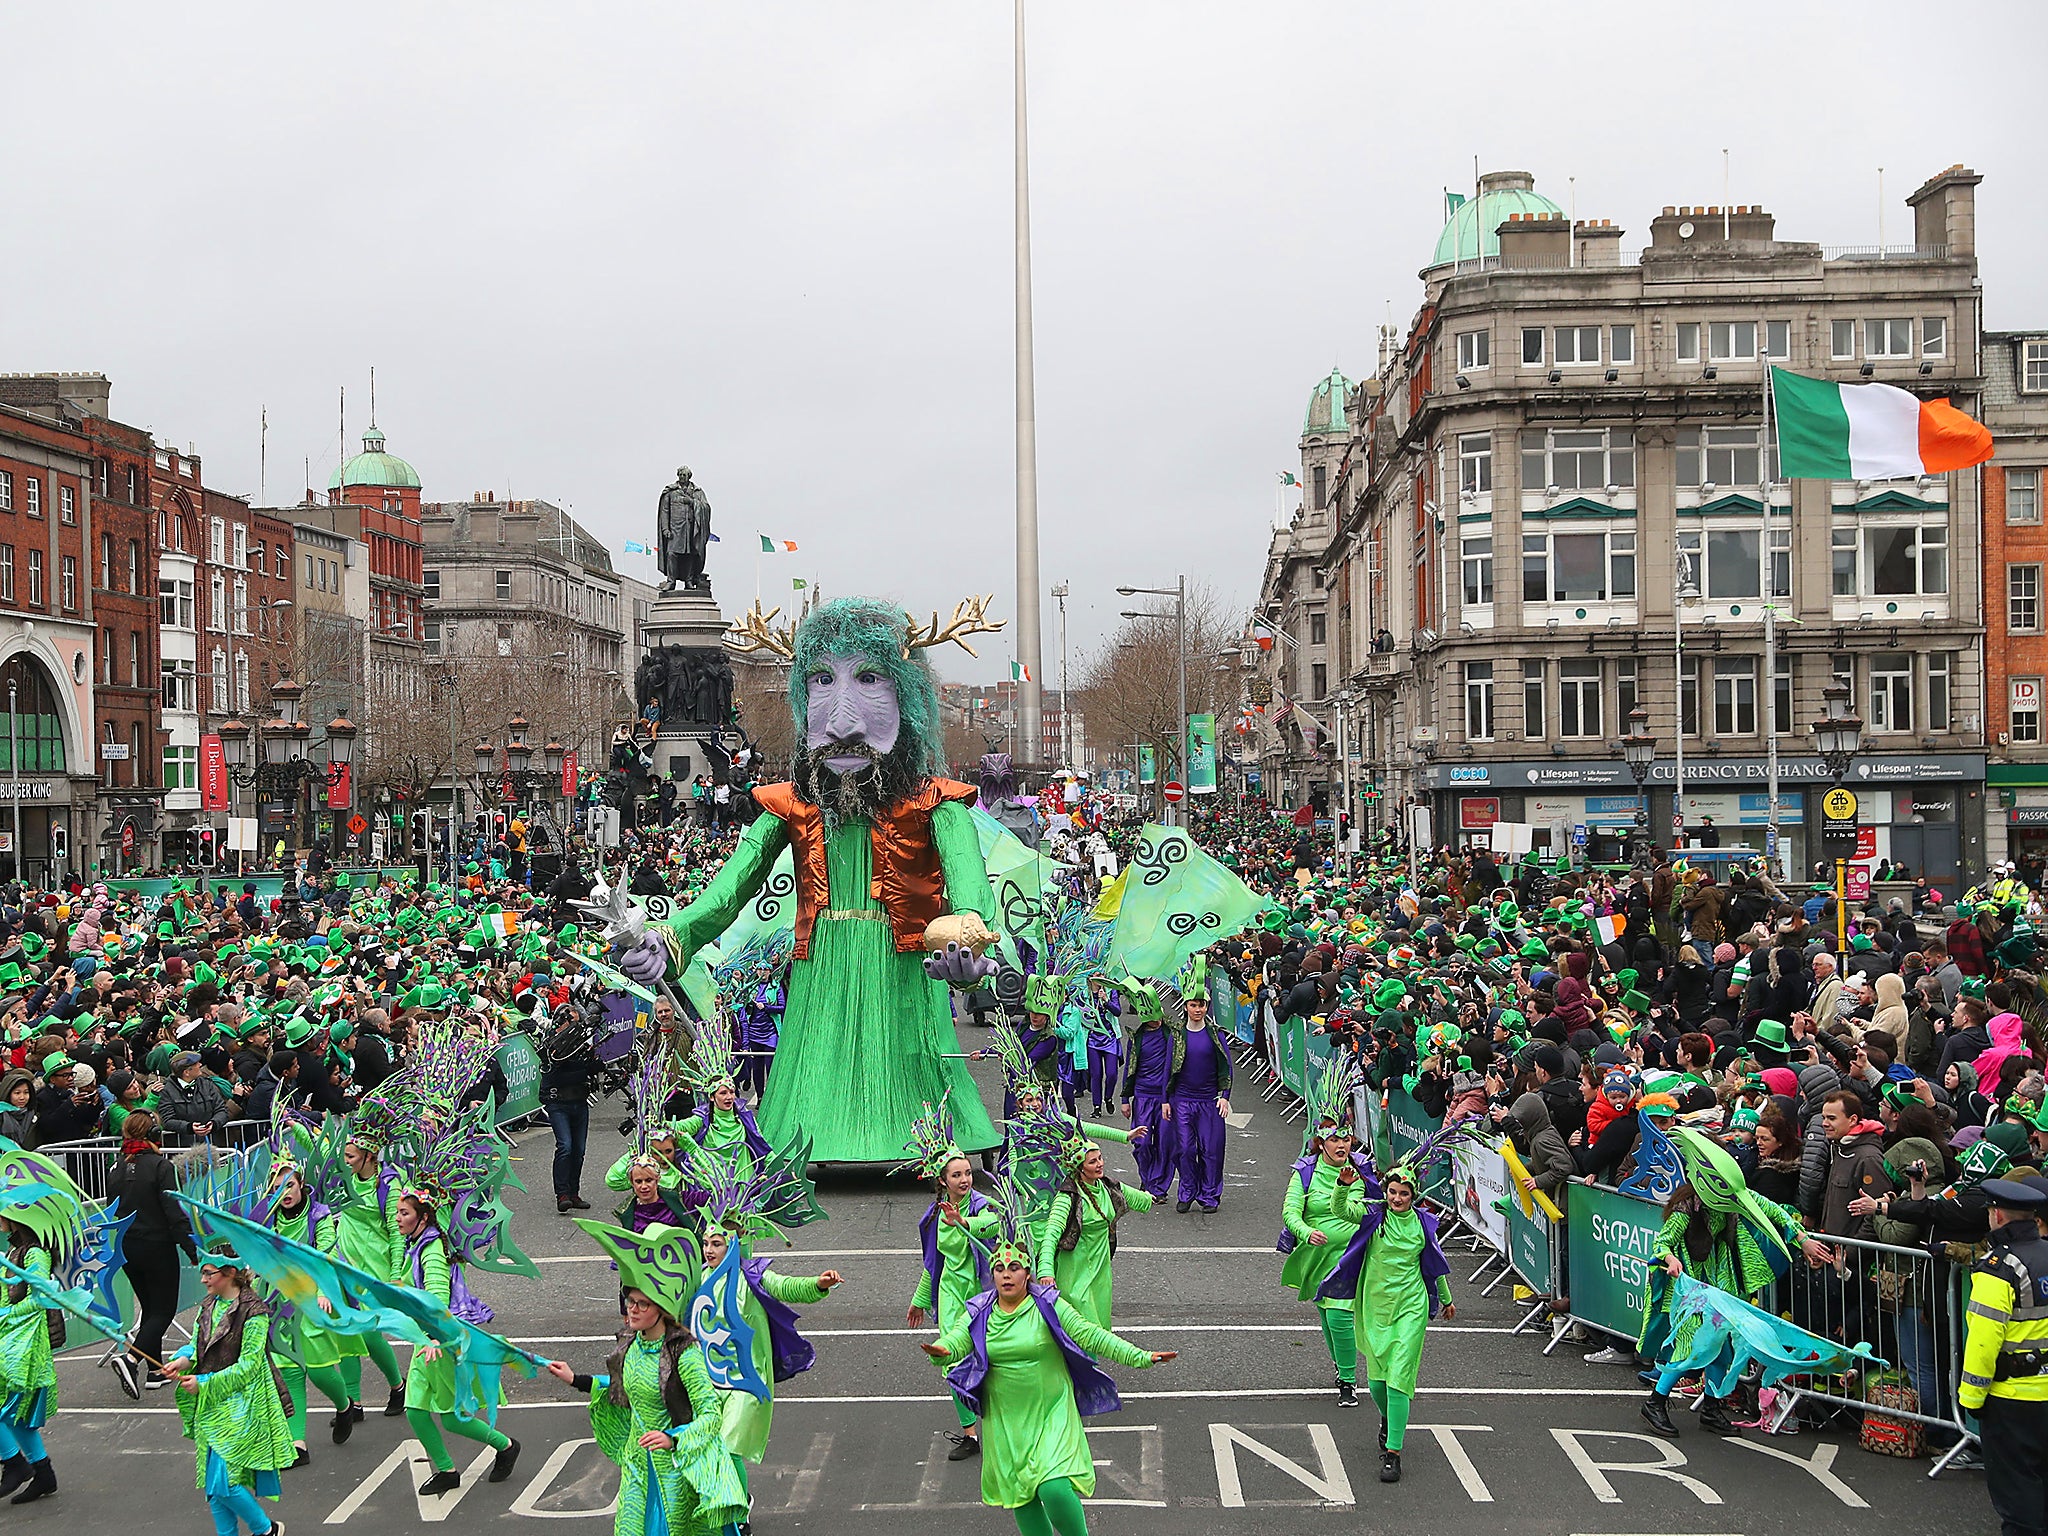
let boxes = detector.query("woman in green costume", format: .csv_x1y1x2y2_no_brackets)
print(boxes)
987,1021,1144,1260
395,1191,521,1497
1637,1123,1820,1439
616,596,1006,1164
0,1218,61,1504
699,1221,840,1505
165,1252,296,1536
263,1164,355,1465
905,1108,1001,1464
920,1192,1175,1536
1278,1085,1375,1406
331,1133,409,1421
543,1220,747,1536
0,1142,97,1503
1033,1137,1152,1330
1315,1165,1453,1484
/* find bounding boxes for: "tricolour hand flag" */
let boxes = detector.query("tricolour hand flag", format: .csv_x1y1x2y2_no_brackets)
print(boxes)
486,910,519,940
1771,366,1993,480
1594,911,1625,946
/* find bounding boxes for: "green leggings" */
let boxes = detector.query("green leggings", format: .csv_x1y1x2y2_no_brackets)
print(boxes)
1318,1304,1356,1384
282,1364,351,1441
339,1337,405,1399
1367,1380,1412,1452
953,1392,978,1431
1012,1476,1087,1536
405,1407,510,1472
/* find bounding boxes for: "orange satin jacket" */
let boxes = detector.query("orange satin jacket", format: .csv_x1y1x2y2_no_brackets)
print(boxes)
751,777,979,958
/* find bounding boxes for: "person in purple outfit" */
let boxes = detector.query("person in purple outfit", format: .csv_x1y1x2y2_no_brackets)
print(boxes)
1163,992,1232,1213
1116,980,1176,1200
1082,976,1122,1118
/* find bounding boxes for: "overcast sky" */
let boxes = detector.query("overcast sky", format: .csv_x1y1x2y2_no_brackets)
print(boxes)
5,1,2044,687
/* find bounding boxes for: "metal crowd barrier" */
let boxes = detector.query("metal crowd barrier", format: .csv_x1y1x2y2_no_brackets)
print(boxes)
1768,1228,1980,1476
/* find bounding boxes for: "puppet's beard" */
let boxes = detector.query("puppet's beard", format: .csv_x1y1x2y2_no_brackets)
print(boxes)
793,740,922,829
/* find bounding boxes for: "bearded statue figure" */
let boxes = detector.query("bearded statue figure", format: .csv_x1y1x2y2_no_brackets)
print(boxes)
616,596,1003,1163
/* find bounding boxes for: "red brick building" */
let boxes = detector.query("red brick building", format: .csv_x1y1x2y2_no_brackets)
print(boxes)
0,390,98,882
1983,329,2048,868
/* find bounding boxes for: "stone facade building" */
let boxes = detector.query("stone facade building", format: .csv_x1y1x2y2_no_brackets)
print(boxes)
1261,164,1995,886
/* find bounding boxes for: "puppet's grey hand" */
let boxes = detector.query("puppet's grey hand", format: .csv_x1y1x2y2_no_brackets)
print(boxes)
923,942,997,989
617,932,670,987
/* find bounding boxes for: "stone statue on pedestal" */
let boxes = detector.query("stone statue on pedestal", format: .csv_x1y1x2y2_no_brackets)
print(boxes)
655,465,712,591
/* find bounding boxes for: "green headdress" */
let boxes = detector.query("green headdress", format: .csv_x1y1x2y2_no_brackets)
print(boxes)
1121,976,1165,1026
0,1142,91,1262
682,1010,739,1092
1670,1126,1791,1269
573,1216,702,1321
1305,1057,1354,1137
1023,972,1068,1018
896,1095,967,1182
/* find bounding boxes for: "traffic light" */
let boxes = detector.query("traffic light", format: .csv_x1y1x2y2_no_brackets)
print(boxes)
197,827,216,867
411,811,428,851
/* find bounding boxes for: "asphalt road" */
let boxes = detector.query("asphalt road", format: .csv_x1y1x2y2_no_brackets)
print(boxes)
41,1045,1997,1534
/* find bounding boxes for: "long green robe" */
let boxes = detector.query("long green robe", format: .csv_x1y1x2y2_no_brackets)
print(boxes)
652,803,999,1161
271,1203,357,1367
909,1204,998,1329
716,1265,828,1463
933,1295,1153,1509
173,1300,295,1493
1034,1180,1153,1330
332,1169,405,1282
403,1239,461,1414
1638,1198,1801,1357
1334,1186,1450,1397
0,1249,55,1428
1007,1119,1133,1256
588,1337,747,1536
1279,1159,1360,1306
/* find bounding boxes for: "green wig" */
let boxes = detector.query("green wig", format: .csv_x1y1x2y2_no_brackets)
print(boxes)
788,598,946,779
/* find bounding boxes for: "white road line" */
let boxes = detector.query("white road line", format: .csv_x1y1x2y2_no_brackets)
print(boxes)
53,1384,1653,1415
533,1244,1283,1262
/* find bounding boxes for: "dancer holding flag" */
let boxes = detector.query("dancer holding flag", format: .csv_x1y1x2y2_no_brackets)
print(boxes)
164,1249,296,1536
0,1145,94,1504
544,1220,747,1536
903,1100,999,1463
332,1132,410,1420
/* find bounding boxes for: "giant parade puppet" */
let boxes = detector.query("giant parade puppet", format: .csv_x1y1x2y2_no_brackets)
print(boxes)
617,595,1009,1164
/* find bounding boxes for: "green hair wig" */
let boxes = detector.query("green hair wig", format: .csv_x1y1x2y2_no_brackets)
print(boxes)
788,597,946,779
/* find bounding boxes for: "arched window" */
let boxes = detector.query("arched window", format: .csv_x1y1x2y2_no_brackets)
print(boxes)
0,655,67,772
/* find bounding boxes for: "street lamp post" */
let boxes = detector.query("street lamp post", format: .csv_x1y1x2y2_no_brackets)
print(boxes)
6,678,18,886
1621,705,1657,869
1118,576,1186,826
1674,549,1698,851
217,676,353,869
1812,683,1866,959
1051,580,1071,768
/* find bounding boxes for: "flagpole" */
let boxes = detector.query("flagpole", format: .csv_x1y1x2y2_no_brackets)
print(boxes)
1013,0,1046,772
1763,366,1782,877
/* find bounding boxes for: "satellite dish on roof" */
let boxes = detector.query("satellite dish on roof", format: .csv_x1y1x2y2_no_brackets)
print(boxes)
1678,220,1696,239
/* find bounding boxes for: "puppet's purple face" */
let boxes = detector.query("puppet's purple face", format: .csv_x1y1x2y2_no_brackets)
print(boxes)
804,651,901,771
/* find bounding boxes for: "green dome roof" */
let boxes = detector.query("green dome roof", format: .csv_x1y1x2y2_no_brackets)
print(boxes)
1303,368,1352,436
328,427,421,491
1429,174,1564,268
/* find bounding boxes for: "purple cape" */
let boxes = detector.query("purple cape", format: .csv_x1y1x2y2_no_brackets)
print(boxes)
1313,1203,1451,1315
739,1256,815,1382
944,1282,1121,1420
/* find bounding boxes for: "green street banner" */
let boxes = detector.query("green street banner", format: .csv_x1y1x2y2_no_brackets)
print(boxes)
1137,745,1157,785
1187,714,1217,795
493,1031,543,1124
1564,1179,1663,1338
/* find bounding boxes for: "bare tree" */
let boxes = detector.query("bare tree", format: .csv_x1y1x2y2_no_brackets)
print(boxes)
1076,581,1241,781
731,659,796,777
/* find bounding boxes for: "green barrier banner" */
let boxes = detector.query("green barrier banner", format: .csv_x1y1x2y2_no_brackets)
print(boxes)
1507,1200,1555,1294
1377,1089,1453,1201
494,1031,544,1124
1277,1015,1308,1099
105,867,422,901
1564,1179,1662,1338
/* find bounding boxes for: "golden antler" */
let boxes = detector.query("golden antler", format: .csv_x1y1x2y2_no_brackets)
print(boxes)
723,601,797,660
905,594,1006,658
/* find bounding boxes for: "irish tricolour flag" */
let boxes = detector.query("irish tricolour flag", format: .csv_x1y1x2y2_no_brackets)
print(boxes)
1771,366,1993,480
